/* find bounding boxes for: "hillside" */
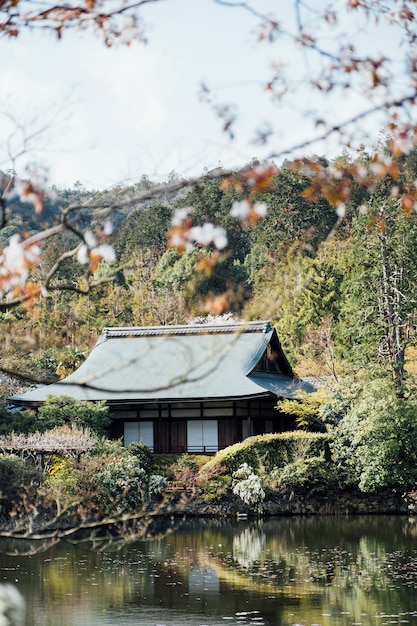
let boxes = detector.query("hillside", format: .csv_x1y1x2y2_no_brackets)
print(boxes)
0,148,417,394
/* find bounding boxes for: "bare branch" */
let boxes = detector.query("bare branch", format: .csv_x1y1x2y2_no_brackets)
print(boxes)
0,364,56,385
265,92,417,162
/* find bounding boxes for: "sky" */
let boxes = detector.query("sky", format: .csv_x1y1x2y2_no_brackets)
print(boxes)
0,0,406,190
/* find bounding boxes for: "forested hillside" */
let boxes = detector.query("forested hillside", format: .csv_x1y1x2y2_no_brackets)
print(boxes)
1,146,417,397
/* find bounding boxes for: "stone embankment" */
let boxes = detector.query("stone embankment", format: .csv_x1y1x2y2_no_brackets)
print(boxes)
172,488,417,517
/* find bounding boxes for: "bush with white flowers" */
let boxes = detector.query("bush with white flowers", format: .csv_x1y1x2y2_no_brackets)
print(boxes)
232,463,265,506
96,455,147,512
148,474,169,496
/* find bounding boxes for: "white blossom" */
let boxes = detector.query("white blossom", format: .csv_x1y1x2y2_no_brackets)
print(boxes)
95,243,116,262
148,474,168,495
253,201,267,217
2,236,26,276
0,584,25,626
336,203,346,218
77,244,90,265
230,200,267,221
169,231,194,251
103,221,113,235
355,164,368,182
84,229,97,248
0,235,41,296
171,207,192,227
231,199,251,220
77,233,116,267
187,223,228,250
232,463,265,506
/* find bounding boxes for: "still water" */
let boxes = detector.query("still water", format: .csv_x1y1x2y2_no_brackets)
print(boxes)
1,516,417,626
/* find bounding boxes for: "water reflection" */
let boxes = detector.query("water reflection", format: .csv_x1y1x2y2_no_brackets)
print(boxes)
233,526,265,568
189,565,219,594
1,516,417,625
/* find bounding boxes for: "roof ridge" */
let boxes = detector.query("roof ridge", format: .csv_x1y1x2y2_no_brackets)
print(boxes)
102,320,271,338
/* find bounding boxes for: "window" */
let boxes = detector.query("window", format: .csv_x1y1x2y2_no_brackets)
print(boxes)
124,421,154,450
187,420,218,452
242,419,254,440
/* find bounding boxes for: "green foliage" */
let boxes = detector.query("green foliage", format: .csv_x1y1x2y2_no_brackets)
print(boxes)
202,432,330,476
276,388,330,430
170,453,199,476
244,237,350,371
155,246,248,314
330,375,417,492
3,155,417,507
0,403,38,435
199,473,232,503
0,454,40,514
249,166,337,254
150,453,178,476
95,454,147,513
334,201,417,386
43,455,79,499
31,348,60,377
115,204,172,261
270,454,334,495
127,441,153,473
37,395,111,436
55,348,86,379
90,437,125,457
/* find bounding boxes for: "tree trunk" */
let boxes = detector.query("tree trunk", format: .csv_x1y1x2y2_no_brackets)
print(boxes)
379,230,405,396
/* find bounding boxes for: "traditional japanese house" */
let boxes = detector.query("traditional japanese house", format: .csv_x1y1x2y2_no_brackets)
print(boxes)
12,320,315,453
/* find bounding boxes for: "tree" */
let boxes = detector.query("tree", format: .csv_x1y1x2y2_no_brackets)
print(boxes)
330,375,417,492
115,204,172,261
335,198,417,395
37,395,111,437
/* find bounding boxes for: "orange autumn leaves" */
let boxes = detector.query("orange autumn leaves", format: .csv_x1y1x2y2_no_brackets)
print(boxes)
167,164,274,314
166,153,417,313
0,234,42,303
3,150,417,312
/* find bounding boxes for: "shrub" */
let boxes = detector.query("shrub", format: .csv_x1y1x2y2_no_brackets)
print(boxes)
95,455,147,513
330,377,417,492
199,474,232,503
37,395,111,436
232,463,265,506
0,403,38,435
203,432,330,476
169,454,198,488
148,474,169,495
0,425,97,459
43,455,79,498
31,347,59,377
270,454,334,495
90,437,125,457
0,454,40,514
127,441,153,473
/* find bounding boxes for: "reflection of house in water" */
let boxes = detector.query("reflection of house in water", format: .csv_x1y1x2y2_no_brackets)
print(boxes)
189,565,220,595
12,320,315,453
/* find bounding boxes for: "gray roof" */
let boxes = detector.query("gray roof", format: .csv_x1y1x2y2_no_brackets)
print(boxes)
12,320,315,405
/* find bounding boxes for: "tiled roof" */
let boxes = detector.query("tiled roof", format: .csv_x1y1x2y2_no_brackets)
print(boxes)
12,320,315,405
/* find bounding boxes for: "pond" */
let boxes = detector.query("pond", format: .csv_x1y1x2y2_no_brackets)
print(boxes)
1,515,417,625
